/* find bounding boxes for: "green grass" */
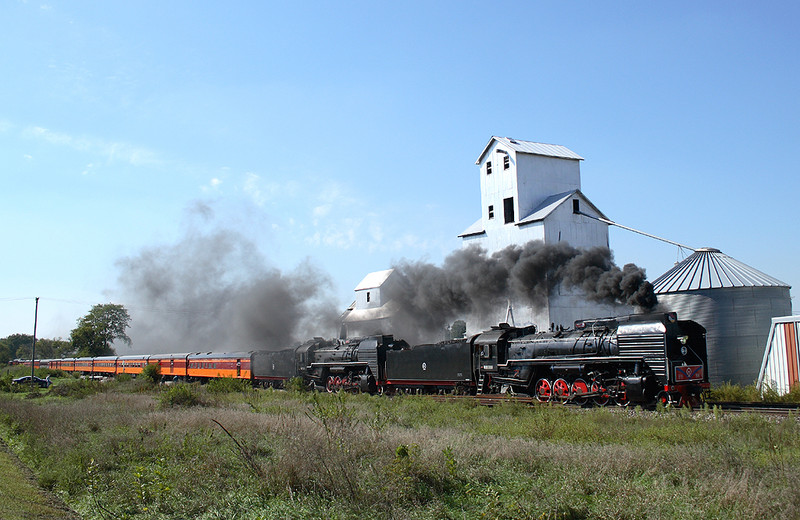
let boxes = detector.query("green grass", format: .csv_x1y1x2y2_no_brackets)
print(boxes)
0,441,78,519
0,383,799,519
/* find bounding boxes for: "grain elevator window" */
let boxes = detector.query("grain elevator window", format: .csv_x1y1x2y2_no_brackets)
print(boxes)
503,197,514,224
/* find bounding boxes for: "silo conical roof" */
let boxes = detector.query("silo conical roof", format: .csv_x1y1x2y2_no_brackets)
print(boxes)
653,248,790,294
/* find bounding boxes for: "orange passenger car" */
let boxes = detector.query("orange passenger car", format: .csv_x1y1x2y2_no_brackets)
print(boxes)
186,353,251,380
149,353,192,380
117,355,151,376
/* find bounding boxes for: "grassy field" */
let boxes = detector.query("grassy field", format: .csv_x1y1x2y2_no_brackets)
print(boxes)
0,440,79,520
0,372,799,519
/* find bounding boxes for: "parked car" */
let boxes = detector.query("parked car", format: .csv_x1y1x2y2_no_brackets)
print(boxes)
12,375,51,388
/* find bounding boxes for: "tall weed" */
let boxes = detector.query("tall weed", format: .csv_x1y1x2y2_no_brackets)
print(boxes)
206,376,252,394
47,378,104,399
158,383,201,407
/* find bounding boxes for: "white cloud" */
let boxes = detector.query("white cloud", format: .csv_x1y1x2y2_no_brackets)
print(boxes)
369,223,384,243
241,172,294,207
313,204,332,218
22,125,162,168
315,180,356,206
243,172,266,206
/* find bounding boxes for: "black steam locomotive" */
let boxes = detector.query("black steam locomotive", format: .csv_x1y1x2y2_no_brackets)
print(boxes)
257,312,708,406
475,313,709,406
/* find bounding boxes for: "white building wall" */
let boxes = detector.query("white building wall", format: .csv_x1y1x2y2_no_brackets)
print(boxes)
476,142,583,235
355,289,381,309
352,269,399,311
462,222,545,252
547,286,628,331
541,200,610,249
516,154,581,219
478,143,518,231
542,199,629,327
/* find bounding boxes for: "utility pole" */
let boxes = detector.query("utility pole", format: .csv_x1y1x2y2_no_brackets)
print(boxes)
30,297,39,387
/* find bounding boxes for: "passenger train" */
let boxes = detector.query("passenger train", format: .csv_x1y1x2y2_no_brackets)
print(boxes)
19,312,709,406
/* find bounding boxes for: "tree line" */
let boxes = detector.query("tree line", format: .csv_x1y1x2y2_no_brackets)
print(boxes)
0,303,131,363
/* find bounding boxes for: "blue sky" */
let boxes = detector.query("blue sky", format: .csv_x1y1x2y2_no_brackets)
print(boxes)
2,1,798,343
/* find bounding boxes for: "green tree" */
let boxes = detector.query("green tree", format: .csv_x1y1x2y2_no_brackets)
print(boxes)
0,334,34,362
70,304,132,357
0,341,9,364
16,337,73,360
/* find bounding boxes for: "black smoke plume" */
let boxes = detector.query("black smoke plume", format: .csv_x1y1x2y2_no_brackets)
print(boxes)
389,241,656,342
115,229,340,353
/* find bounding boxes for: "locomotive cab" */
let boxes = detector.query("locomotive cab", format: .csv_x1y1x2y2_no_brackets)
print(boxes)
471,324,536,394
661,318,709,406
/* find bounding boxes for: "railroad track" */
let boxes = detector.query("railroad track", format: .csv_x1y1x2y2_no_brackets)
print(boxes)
434,393,535,406
432,394,800,416
708,401,800,417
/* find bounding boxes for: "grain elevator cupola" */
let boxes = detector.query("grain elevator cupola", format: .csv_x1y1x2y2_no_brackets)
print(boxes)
459,136,610,253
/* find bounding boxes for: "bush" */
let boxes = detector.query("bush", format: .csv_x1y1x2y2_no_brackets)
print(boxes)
708,382,762,402
286,377,308,393
206,377,251,394
159,383,201,407
782,383,800,403
48,378,104,399
140,363,161,386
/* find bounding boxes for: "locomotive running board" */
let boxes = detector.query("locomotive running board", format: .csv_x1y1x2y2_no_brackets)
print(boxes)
499,356,644,368
309,361,370,367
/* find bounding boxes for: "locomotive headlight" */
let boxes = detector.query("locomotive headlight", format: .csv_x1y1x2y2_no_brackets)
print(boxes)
680,346,688,356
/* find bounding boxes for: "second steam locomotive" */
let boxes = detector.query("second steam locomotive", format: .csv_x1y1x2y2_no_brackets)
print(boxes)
38,312,709,406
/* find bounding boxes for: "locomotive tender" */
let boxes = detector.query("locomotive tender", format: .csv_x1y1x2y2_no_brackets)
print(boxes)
29,312,708,406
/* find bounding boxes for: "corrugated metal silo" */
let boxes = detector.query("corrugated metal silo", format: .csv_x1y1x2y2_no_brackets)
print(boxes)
652,248,791,386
